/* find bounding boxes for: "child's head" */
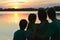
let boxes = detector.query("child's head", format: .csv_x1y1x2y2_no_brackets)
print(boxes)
19,19,27,30
28,14,36,23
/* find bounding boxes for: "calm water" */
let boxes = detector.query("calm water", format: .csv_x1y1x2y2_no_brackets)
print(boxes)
0,11,60,40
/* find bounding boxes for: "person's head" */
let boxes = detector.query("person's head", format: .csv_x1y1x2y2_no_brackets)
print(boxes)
28,13,36,23
46,7,56,21
19,19,27,30
38,8,47,21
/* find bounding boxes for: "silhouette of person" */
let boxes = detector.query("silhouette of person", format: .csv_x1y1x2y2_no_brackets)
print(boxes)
47,7,59,40
13,19,29,40
36,8,50,40
27,13,36,30
27,13,36,40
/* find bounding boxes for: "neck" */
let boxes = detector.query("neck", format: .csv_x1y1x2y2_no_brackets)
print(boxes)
29,22,35,24
52,19,57,21
20,29,24,30
41,20,48,22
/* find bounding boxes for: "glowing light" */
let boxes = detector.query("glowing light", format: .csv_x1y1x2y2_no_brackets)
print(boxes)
12,3,19,9
13,12,19,23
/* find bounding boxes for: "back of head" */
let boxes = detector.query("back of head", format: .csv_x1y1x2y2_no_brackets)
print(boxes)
47,7,56,20
28,13,36,23
19,19,27,30
38,8,47,21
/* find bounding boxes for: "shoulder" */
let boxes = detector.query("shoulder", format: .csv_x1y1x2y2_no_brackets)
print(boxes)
56,20,60,23
25,31,29,35
56,20,60,21
50,20,60,25
34,23,40,28
14,30,20,34
49,21,58,30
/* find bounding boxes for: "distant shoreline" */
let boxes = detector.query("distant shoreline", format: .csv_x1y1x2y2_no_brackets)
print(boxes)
0,11,60,15
0,8,38,11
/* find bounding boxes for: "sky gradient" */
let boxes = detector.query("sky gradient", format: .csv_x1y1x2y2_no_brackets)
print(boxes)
0,0,60,8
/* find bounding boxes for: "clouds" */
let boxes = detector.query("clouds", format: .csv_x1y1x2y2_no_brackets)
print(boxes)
0,0,60,8
0,0,60,3
0,0,27,2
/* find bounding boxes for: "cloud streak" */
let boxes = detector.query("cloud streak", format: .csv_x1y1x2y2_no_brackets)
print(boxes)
0,0,60,8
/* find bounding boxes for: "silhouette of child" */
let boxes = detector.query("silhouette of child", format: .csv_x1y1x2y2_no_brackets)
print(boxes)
13,19,29,40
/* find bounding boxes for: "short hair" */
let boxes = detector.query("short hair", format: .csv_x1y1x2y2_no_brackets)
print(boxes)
19,19,27,30
47,7,56,20
38,8,47,21
28,13,36,23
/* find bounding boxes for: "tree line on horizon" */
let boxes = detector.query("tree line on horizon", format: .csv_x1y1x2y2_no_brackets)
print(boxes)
0,6,60,11
45,6,60,11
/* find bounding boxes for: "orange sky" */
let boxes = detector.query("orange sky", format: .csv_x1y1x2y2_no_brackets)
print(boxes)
0,0,60,8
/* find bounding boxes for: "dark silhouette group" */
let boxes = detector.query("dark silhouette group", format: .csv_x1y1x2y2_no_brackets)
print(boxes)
13,7,60,40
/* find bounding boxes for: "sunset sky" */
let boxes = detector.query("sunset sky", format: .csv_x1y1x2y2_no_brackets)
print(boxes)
0,0,60,8
0,0,60,40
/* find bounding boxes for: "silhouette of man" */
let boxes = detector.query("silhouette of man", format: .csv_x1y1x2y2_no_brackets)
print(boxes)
13,19,29,40
36,8,50,40
47,8,59,40
27,14,36,40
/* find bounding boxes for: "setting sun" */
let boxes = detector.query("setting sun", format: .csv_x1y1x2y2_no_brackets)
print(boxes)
12,3,20,9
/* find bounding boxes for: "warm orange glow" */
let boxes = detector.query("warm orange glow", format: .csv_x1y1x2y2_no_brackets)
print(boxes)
13,12,20,23
2,0,30,8
12,3,19,9
2,2,37,8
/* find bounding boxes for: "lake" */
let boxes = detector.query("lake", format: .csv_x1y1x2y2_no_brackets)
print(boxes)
0,11,60,40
